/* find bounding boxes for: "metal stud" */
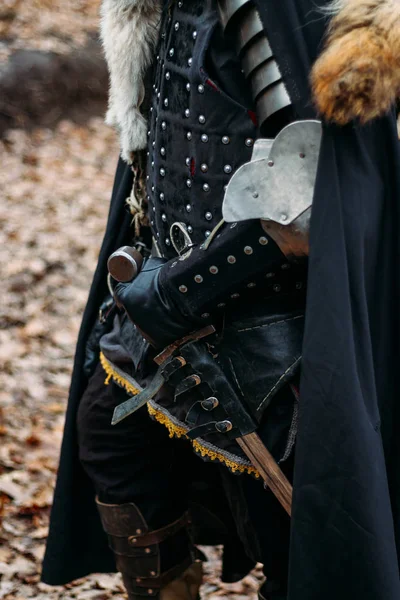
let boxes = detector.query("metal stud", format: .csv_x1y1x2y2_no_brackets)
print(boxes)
209,266,218,274
145,548,151,554
165,237,171,246
161,214,167,222
187,225,193,233
151,161,154,167
186,179,192,188
186,204,192,212
227,255,236,264
188,57,192,66
165,72,170,80
245,138,254,147
150,571,157,577
296,282,303,290
146,175,150,180
281,263,290,270
194,275,203,283
244,246,253,255
160,168,166,176
217,303,226,308
205,231,211,237
201,163,208,173
179,285,188,293
273,284,281,293
186,83,191,92
160,147,166,156
203,184,210,192
178,0,183,6
169,48,175,57
185,157,191,166
152,141,156,147
164,98,169,107
148,590,154,596
193,30,197,40
268,160,274,167
266,272,275,278
224,165,232,174
174,22,180,31
231,293,240,299
205,211,212,220
247,282,256,288
223,185,227,192
185,108,190,118
161,121,167,130
151,185,155,192
198,84,204,93
222,136,230,144
198,115,206,124
160,192,165,201
186,132,192,140
259,236,268,245
201,313,210,319
201,134,209,143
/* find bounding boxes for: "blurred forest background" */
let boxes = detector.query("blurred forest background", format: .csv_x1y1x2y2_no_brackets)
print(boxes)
0,1,262,598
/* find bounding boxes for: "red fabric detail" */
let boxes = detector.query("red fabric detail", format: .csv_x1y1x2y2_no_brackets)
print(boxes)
248,110,258,126
190,158,196,177
206,78,219,91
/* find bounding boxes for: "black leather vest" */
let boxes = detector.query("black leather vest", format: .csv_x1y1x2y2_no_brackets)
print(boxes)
146,0,258,259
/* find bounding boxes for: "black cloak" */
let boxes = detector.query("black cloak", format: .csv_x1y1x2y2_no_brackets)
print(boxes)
43,1,400,598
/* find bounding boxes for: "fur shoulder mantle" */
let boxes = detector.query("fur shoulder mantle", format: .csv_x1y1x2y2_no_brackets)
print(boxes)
100,0,400,161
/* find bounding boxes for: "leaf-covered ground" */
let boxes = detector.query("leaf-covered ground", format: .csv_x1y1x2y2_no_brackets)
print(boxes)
0,120,263,599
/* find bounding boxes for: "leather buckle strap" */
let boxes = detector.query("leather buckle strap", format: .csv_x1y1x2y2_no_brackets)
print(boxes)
127,511,191,547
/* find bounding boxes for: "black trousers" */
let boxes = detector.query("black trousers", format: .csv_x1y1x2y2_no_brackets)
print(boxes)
77,363,292,598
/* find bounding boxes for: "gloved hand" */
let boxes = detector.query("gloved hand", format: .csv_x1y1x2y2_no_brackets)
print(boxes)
113,257,204,349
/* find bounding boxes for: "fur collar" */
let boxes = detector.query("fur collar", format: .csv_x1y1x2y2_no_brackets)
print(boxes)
100,0,400,162
311,0,400,125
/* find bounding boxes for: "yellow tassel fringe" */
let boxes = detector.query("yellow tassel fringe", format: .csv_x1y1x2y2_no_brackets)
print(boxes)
99,352,260,478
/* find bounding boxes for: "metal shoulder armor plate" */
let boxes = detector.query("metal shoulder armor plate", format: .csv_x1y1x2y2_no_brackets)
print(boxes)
222,120,322,260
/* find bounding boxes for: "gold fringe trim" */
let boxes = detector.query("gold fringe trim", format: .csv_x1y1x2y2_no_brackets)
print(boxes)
99,352,260,478
147,404,260,479
99,352,141,396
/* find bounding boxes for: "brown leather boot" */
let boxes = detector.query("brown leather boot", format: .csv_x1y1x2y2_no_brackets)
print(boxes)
96,498,202,600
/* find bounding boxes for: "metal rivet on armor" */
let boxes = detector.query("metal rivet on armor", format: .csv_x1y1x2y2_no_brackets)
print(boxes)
130,538,138,544
205,211,212,220
147,130,151,136
169,48,174,57
150,571,157,577
273,284,282,293
186,204,192,212
150,107,153,112
244,246,253,255
187,225,193,234
186,83,191,92
186,179,192,188
185,157,190,166
203,184,210,193
247,282,256,288
185,108,190,118
245,138,254,147
136,578,141,583
136,529,142,535
199,115,206,124
161,121,167,130
164,98,169,107
160,147,166,156
148,590,154,595
188,57,192,66
179,285,188,293
178,0,182,6
151,185,155,192
222,136,230,144
216,420,233,433
152,141,156,148
150,220,154,226
296,282,303,290
146,175,150,180
156,55,160,61
160,168,166,176
209,265,218,274
160,192,165,201
165,238,171,246
147,152,150,156
174,22,180,31
193,30,197,40
253,191,259,198
268,160,274,167
281,263,290,270
224,165,232,174
165,71,170,80
201,134,209,143
231,293,240,299
157,92,160,99
201,313,210,319
227,255,236,264
299,152,306,158
161,214,167,222
145,548,151,554
223,185,227,192
194,275,203,283
205,231,211,237
202,397,219,411
201,163,208,173
281,214,288,221
186,132,192,140
266,272,275,278
259,237,268,245
198,84,204,93
151,161,154,167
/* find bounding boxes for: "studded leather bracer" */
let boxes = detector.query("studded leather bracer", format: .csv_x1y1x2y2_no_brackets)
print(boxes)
159,219,307,322
96,498,196,599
